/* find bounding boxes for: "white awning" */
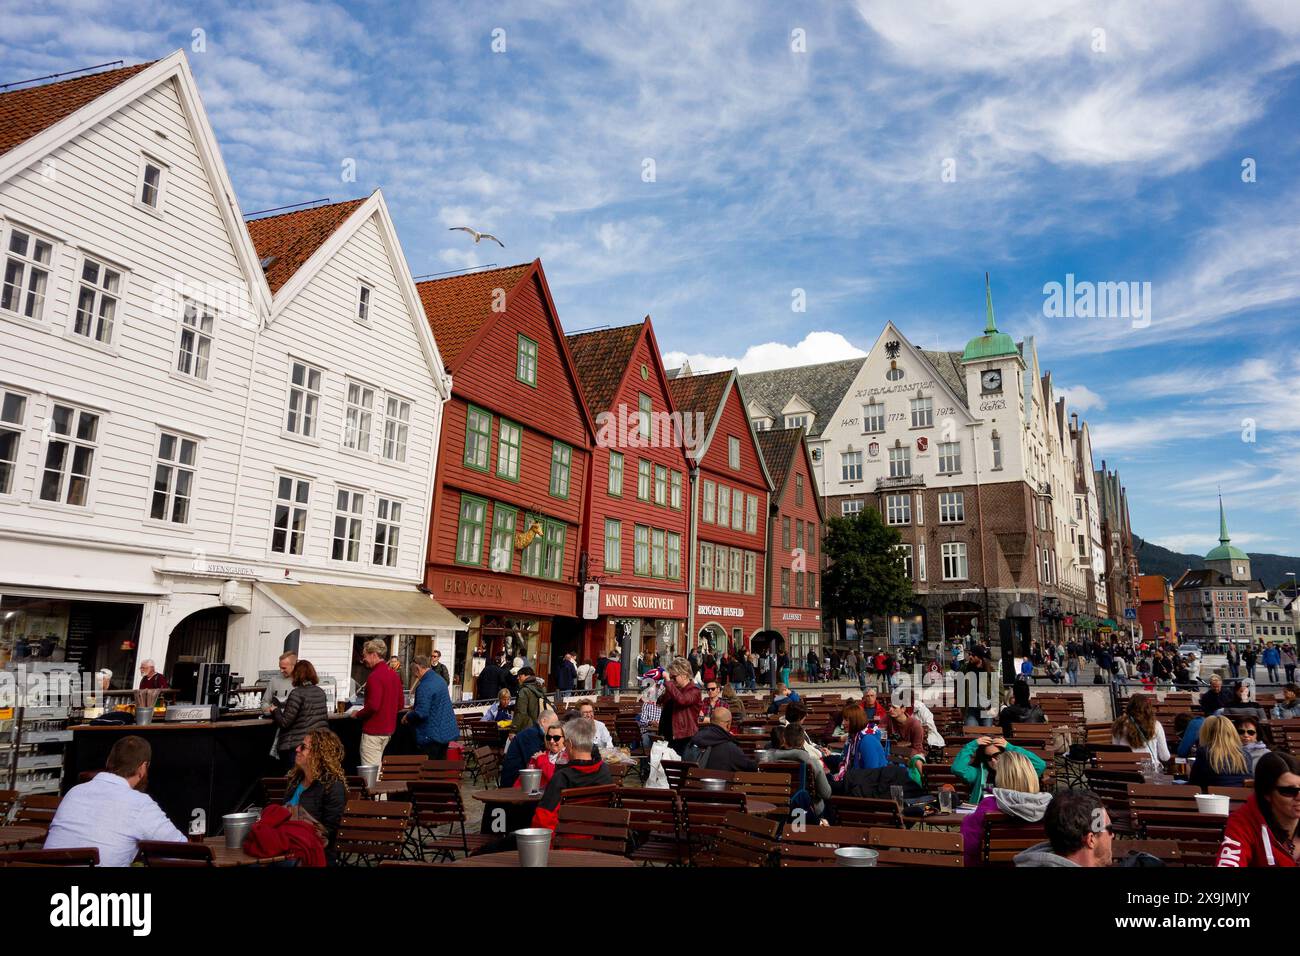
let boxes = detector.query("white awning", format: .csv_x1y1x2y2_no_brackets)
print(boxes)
258,582,463,634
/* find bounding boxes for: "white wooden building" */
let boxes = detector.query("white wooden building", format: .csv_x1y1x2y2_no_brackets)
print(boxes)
0,51,456,697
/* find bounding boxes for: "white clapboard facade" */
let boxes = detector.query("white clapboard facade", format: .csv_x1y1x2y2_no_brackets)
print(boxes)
0,51,455,696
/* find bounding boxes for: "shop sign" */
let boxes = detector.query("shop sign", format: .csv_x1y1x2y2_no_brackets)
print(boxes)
601,589,684,617
582,583,600,621
697,604,745,618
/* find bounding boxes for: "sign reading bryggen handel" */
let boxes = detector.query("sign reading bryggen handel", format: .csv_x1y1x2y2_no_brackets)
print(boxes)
601,589,683,617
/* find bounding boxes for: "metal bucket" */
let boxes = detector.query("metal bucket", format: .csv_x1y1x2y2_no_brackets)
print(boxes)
700,777,729,792
134,707,155,725
517,768,542,793
357,765,380,789
834,847,879,867
516,827,553,867
223,812,259,849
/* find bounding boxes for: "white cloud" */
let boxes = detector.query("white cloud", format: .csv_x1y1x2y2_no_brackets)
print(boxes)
663,331,866,375
1059,384,1106,413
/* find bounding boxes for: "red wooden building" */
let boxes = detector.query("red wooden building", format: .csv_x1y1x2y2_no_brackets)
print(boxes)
668,370,772,656
567,319,691,682
417,261,596,693
756,427,825,665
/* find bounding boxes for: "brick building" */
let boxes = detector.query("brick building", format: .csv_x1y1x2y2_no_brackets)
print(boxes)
1137,574,1176,643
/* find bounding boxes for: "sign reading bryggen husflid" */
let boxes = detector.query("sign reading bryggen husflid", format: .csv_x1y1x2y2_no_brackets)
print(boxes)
419,261,597,691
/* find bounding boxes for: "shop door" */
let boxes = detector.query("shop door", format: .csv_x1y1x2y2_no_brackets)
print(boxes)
164,608,229,675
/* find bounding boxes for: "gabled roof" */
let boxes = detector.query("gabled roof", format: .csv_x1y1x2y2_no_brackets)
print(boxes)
738,357,864,438
565,322,645,414
1174,568,1242,591
416,263,532,367
0,62,155,156
756,427,804,498
917,349,968,408
667,369,732,424
246,198,367,294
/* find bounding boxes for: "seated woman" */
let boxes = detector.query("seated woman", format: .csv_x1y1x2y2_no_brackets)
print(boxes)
516,718,567,789
1189,715,1252,789
1240,717,1272,772
761,722,833,820
481,689,514,723
1111,694,1170,767
1218,681,1269,722
1216,751,1300,867
284,728,348,865
952,734,1046,804
830,706,888,789
959,751,1051,867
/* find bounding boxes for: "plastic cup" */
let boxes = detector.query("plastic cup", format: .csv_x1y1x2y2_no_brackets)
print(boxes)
834,847,879,867
223,812,259,849
1195,793,1230,816
516,827,553,867
939,790,955,813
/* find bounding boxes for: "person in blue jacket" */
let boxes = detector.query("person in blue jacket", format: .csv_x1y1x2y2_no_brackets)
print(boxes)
953,734,1047,803
404,656,458,760
831,706,889,785
499,711,556,788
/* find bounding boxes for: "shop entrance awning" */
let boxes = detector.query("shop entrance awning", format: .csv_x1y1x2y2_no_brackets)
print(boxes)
258,582,464,634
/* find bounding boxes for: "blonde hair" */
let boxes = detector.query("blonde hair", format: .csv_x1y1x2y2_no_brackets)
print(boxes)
994,751,1040,794
668,656,693,679
1199,716,1249,776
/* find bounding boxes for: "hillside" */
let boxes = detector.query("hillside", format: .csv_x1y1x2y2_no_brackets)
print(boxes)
1134,535,1300,590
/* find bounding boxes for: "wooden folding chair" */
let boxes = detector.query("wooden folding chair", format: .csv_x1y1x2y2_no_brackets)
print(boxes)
419,759,465,783
406,781,496,861
470,746,500,787
661,759,697,791
335,800,413,866
981,812,1046,867
261,776,289,805
828,796,901,829
617,788,686,866
778,824,871,866
679,790,748,863
695,812,780,867
553,805,631,855
0,847,99,867
137,841,215,867
380,755,428,781
12,794,60,830
869,827,963,866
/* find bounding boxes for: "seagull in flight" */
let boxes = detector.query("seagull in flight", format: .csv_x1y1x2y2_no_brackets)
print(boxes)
449,226,504,248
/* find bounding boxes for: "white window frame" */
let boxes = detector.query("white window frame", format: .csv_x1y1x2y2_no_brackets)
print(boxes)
841,450,863,483
1,222,56,327
745,493,757,534
608,451,624,497
743,551,756,595
937,442,961,475
939,491,965,523
842,499,863,516
270,473,312,556
731,488,744,531
896,543,914,579
604,518,622,573
356,281,373,325
134,153,168,216
941,542,968,581
885,493,911,525
785,414,809,430
373,495,403,568
146,428,200,528
381,393,412,464
915,492,924,525
69,252,126,351
991,435,1003,470
862,402,885,433
331,487,366,563
889,445,911,478
172,297,216,385
0,386,30,498
918,542,927,582
284,358,324,441
635,524,650,576
36,400,103,510
717,483,731,527
729,547,742,593
910,397,933,428
728,436,741,470
342,379,377,454
699,542,714,591
703,479,716,523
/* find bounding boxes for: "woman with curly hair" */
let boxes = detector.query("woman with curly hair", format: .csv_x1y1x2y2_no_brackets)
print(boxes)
1111,694,1170,766
284,728,348,863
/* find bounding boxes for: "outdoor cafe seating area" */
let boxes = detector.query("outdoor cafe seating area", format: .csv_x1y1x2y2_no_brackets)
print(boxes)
0,687,1290,868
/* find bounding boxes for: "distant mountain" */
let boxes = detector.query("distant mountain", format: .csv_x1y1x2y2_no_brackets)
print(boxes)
1133,535,1300,590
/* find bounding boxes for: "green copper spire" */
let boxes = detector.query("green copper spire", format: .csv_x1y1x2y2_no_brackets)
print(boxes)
1205,494,1248,562
961,272,1019,363
1218,495,1230,545
984,271,997,334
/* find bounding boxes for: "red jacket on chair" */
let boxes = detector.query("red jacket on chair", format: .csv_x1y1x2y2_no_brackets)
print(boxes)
244,804,327,867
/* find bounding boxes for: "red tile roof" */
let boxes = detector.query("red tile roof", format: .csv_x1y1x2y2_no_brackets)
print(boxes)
0,61,155,156
245,198,367,294
565,322,645,414
756,427,804,498
416,264,532,367
666,369,732,423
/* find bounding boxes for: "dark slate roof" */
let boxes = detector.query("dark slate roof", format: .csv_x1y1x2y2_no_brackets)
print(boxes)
918,350,968,407
565,322,644,414
1175,568,1243,591
756,427,804,498
737,358,864,438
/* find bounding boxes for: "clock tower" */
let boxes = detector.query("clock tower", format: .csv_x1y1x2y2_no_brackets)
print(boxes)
961,273,1026,426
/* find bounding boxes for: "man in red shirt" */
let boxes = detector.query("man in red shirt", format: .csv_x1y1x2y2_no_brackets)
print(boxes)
604,651,622,692
352,638,402,768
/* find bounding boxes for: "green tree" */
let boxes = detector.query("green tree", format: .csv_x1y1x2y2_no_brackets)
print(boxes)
822,507,913,651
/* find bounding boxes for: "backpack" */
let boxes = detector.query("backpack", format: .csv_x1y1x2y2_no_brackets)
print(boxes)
679,742,714,766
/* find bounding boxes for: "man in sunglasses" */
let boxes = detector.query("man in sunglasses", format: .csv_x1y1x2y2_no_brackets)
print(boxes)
1015,790,1114,867
699,681,725,721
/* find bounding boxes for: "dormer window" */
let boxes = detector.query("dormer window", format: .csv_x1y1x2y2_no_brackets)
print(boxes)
785,414,809,430
356,283,372,324
135,155,166,214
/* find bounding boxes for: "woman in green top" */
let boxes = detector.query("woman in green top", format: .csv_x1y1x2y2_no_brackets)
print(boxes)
953,734,1047,804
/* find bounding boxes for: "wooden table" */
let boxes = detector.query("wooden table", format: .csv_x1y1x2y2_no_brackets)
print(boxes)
472,788,543,835
448,849,635,867
201,837,289,867
918,813,968,830
0,826,47,849
366,779,412,798
746,799,777,816
472,788,544,806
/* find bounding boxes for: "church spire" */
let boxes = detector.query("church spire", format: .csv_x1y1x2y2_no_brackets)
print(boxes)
984,271,997,334
1218,494,1230,546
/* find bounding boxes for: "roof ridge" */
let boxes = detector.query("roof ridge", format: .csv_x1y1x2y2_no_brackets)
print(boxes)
0,60,156,98
244,196,367,223
565,321,644,341
416,262,534,287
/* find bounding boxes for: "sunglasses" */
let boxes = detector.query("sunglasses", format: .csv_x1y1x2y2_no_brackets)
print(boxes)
1275,785,1300,798
706,686,719,691
1242,729,1258,737
546,735,564,742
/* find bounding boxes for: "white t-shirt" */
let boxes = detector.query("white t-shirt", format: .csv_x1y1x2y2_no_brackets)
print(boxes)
1113,720,1170,763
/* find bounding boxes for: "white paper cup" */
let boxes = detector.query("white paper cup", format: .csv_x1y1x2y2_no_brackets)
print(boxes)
1195,793,1230,816
834,847,879,867
516,827,553,867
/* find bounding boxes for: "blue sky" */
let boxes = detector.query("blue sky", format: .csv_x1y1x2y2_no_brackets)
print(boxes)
5,0,1300,559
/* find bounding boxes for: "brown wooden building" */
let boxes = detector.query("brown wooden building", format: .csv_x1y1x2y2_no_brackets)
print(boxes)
417,261,596,693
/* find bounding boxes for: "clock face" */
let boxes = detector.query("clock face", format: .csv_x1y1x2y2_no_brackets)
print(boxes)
982,369,1002,392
